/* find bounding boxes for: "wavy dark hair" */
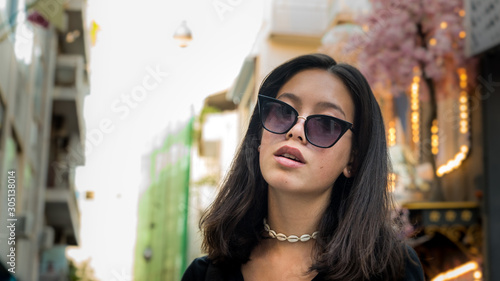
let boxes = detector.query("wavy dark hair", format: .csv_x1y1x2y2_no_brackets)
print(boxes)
200,53,406,280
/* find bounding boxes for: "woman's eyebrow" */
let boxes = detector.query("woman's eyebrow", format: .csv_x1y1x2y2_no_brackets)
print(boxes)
316,101,346,118
278,92,347,118
277,92,301,105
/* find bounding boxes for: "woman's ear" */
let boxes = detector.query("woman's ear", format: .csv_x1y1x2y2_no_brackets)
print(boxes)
343,149,357,178
343,166,352,178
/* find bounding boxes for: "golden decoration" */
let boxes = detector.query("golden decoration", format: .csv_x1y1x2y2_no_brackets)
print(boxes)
461,210,472,222
430,211,441,222
445,210,457,222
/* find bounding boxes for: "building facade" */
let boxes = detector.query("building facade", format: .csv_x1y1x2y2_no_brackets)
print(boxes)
464,1,500,280
0,0,90,280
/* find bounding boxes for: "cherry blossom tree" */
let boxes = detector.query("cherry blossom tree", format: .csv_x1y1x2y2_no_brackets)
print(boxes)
355,0,467,86
348,0,474,198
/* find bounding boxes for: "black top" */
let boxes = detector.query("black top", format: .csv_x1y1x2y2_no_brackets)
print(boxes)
182,246,425,281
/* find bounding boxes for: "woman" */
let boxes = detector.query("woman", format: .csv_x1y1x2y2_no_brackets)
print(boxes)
182,54,424,280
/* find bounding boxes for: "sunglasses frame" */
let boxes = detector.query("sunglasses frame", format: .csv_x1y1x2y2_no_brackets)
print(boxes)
258,95,354,148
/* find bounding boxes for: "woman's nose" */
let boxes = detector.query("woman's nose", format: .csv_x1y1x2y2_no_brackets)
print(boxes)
286,117,307,144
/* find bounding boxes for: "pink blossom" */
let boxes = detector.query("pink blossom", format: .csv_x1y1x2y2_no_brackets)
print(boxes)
347,0,469,98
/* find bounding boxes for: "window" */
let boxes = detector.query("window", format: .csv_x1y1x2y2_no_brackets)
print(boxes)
5,131,20,170
32,45,44,119
11,0,34,66
30,119,39,165
0,0,8,22
14,70,28,138
0,96,4,140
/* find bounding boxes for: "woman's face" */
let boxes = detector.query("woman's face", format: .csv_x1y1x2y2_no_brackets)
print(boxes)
259,69,355,196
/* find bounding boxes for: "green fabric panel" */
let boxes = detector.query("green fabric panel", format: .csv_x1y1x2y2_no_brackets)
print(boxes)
134,117,193,280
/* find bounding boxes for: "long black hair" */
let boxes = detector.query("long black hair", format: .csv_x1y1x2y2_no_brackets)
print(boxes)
200,53,405,280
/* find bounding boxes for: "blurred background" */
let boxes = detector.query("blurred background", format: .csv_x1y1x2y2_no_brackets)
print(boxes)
0,0,499,280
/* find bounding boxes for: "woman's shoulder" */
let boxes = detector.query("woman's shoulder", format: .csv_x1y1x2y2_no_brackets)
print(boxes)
182,256,211,281
182,256,243,281
403,244,425,281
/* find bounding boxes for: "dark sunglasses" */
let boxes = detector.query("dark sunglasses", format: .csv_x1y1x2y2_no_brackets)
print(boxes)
258,95,353,148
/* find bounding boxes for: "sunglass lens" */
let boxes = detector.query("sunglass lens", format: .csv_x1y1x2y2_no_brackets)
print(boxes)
306,116,343,147
262,101,296,133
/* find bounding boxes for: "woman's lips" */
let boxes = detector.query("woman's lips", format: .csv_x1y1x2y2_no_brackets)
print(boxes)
274,155,305,168
273,145,306,168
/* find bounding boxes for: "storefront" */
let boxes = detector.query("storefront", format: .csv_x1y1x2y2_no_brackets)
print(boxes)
319,0,500,279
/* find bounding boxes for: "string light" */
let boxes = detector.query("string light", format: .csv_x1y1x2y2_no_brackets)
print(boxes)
459,31,466,39
410,74,420,147
431,261,479,281
440,22,448,29
436,145,469,177
431,119,438,155
458,68,469,134
388,173,396,192
388,121,396,147
436,68,470,177
429,38,437,46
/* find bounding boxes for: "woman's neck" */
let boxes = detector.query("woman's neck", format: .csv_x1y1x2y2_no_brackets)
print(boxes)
266,186,331,241
242,187,330,280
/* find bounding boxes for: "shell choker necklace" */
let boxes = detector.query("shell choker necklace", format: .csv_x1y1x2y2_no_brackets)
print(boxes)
263,218,318,243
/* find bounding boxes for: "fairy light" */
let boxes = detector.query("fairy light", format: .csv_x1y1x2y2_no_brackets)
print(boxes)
431,261,478,281
440,21,448,29
431,119,439,155
410,75,420,146
459,31,466,39
458,68,469,134
388,121,396,146
429,38,437,46
474,270,482,279
459,9,466,17
436,145,469,177
388,173,396,192
436,68,470,177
